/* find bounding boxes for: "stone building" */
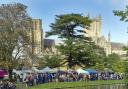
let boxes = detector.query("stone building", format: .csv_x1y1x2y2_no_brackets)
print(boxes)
30,17,126,58
44,39,56,53
85,15,126,56
29,19,57,56
85,15,111,55
111,42,127,58
31,19,43,54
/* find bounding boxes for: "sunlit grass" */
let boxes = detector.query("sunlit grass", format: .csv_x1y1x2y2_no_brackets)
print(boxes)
26,80,125,89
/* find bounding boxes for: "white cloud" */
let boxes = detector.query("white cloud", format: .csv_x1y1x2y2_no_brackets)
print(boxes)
112,0,128,5
95,0,128,6
124,0,128,5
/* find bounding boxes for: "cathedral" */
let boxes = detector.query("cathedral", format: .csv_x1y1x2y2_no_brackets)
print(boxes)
85,15,126,57
85,15,111,55
30,17,126,58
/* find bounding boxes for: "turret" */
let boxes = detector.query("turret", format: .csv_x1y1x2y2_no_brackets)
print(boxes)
87,13,90,18
108,31,111,43
98,14,102,21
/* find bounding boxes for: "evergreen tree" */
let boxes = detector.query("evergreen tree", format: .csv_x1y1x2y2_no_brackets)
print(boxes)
46,13,105,68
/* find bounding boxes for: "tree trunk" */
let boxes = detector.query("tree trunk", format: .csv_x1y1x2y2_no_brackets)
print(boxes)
68,53,73,69
8,68,13,81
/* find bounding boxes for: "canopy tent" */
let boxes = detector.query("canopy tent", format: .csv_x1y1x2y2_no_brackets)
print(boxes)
32,67,40,73
22,69,34,73
104,68,114,73
76,68,89,75
40,66,51,73
13,69,34,74
12,69,22,74
85,68,97,74
57,70,67,75
49,68,58,73
0,70,8,78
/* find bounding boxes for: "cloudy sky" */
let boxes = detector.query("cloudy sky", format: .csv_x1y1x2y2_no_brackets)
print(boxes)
0,0,128,43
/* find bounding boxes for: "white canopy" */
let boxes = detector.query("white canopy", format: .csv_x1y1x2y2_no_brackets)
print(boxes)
40,66,51,73
13,69,22,74
76,68,89,75
32,67,40,73
49,68,58,73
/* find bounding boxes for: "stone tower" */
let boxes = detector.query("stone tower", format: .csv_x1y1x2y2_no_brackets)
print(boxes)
108,31,111,43
85,15,112,56
85,15,101,44
107,31,112,55
92,15,101,38
32,19,43,54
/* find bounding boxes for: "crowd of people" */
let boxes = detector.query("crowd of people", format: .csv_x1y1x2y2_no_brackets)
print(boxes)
11,71,124,88
0,81,16,89
0,69,124,89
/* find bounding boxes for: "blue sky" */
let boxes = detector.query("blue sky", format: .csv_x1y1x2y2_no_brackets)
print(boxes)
0,0,128,43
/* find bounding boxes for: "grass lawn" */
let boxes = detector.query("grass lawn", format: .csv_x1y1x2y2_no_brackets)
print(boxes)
26,80,126,89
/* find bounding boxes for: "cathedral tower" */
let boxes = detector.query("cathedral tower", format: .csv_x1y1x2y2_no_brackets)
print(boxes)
107,31,112,55
86,15,101,44
108,31,111,43
93,15,101,38
85,15,101,37
32,19,43,54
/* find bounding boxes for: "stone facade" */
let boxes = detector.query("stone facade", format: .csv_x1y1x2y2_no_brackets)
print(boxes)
44,39,56,53
30,18,126,58
31,19,43,54
85,15,111,55
85,15,126,56
111,42,127,58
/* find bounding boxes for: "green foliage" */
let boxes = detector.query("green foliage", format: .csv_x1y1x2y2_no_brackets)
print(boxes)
46,13,105,68
92,63,105,71
123,46,128,56
46,13,92,39
111,60,125,73
113,5,128,22
104,53,120,64
57,39,105,68
114,6,128,73
38,54,62,68
0,3,32,79
123,61,128,73
46,13,93,68
104,53,124,72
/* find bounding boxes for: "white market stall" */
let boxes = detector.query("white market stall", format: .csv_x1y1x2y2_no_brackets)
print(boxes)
76,68,89,75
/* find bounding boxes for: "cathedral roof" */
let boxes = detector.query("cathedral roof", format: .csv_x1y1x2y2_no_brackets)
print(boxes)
44,39,55,48
111,42,125,50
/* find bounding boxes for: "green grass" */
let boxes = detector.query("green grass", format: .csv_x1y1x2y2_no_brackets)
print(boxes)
26,80,126,89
